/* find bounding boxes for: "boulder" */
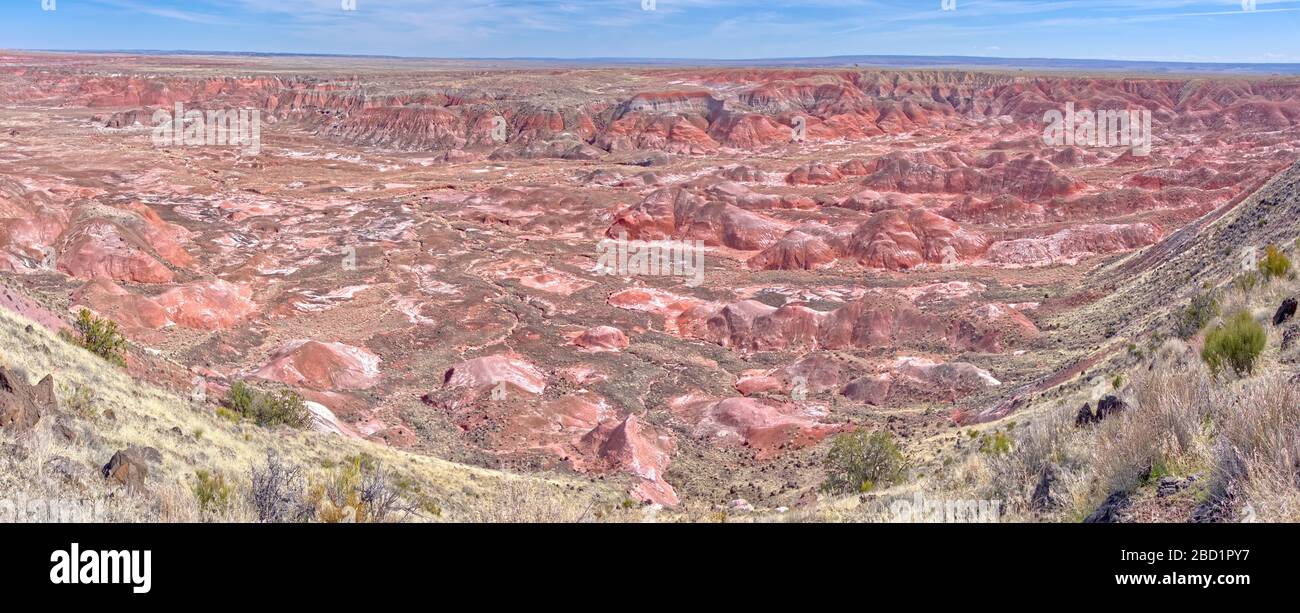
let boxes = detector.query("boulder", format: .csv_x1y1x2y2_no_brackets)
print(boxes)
102,448,149,491
1076,395,1128,427
0,368,55,433
727,499,755,512
1273,297,1297,326
1074,403,1096,427
1083,491,1131,524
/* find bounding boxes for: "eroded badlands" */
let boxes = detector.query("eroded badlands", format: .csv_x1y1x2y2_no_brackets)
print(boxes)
2,52,1298,506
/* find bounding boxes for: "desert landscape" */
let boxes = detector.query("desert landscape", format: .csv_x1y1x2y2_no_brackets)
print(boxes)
3,49,1300,523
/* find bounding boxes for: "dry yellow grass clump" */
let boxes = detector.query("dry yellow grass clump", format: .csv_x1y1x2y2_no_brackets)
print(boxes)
0,306,631,523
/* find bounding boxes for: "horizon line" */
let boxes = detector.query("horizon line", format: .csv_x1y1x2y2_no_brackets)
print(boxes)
9,48,1300,69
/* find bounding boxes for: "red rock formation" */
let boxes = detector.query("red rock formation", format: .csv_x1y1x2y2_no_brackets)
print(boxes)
607,187,789,250
442,354,547,396
72,278,171,331
847,209,988,270
747,225,846,271
154,279,255,330
985,223,1162,266
255,340,382,391
575,414,678,506
57,219,174,283
574,326,630,352
672,395,848,460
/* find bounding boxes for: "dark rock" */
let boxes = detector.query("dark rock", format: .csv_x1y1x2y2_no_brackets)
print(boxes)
102,449,149,491
1083,492,1131,523
1192,503,1229,523
1074,403,1096,427
1077,396,1128,427
1274,297,1297,326
1157,476,1183,497
1284,326,1300,351
1097,396,1129,419
0,368,55,433
1030,464,1063,511
1157,473,1201,498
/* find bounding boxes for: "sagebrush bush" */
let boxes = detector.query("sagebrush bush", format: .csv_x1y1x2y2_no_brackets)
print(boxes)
193,470,232,515
1201,310,1266,377
1258,245,1292,280
1174,292,1219,340
308,455,413,523
66,308,127,367
249,451,312,523
821,430,906,494
225,381,311,428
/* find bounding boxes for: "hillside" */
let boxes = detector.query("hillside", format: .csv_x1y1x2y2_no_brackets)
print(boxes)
0,301,629,523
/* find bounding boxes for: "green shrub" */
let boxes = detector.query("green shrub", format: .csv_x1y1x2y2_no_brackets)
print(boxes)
193,470,232,515
1258,245,1292,280
66,308,127,367
1174,292,1219,340
225,381,310,429
1201,310,1266,377
820,430,906,494
979,431,1013,456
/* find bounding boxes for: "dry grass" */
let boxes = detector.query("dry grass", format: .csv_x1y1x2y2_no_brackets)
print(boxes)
931,270,1300,524
1082,361,1216,504
0,307,623,522
1216,373,1300,521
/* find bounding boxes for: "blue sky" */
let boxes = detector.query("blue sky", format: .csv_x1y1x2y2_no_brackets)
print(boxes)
5,0,1300,62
